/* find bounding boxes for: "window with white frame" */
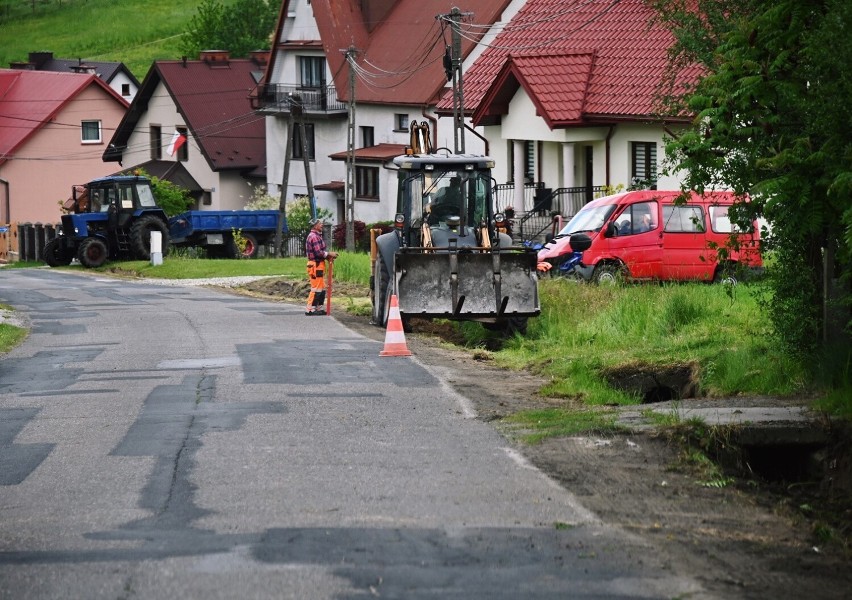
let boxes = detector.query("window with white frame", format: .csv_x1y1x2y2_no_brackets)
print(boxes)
81,120,101,144
395,114,409,131
299,56,325,88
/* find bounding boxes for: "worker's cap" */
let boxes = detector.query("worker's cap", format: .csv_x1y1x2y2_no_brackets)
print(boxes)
309,218,323,226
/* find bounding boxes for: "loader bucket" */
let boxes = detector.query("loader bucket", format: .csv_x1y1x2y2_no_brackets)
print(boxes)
394,249,540,319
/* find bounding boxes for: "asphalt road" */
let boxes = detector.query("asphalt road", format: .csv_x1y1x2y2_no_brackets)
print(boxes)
0,269,706,599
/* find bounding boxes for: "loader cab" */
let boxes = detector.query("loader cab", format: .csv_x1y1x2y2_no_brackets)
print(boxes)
393,154,495,247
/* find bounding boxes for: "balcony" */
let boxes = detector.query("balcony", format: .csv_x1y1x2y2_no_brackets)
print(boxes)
252,83,347,115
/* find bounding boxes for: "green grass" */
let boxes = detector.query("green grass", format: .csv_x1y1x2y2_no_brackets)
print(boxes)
502,408,625,444
83,251,373,284
495,279,805,405
0,303,26,354
0,0,240,80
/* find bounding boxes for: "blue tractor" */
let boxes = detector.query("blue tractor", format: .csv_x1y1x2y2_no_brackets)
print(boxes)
43,175,170,268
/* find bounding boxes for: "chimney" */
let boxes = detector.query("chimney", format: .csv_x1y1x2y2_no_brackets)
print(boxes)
200,50,230,66
250,50,269,66
28,51,53,68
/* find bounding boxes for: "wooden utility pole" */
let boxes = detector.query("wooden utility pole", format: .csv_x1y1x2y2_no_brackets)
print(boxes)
292,96,315,217
343,46,357,251
274,110,294,258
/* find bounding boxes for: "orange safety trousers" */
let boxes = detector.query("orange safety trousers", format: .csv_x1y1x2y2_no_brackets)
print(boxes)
306,260,326,311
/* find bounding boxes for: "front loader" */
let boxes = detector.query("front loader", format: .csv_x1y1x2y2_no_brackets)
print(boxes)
371,150,540,334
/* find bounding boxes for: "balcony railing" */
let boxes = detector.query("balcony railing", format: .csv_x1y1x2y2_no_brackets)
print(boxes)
252,83,346,114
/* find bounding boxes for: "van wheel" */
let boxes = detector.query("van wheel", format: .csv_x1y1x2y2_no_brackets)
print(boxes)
592,263,624,285
713,264,738,286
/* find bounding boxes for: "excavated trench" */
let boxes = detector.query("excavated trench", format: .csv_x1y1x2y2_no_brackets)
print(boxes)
601,361,849,490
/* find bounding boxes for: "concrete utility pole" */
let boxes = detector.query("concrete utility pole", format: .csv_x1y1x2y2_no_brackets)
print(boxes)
446,7,470,154
343,46,357,251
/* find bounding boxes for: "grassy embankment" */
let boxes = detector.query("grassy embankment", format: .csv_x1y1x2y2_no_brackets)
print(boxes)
0,0,240,79
4,254,849,427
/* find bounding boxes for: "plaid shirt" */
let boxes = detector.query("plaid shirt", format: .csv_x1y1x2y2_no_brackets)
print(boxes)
305,229,327,262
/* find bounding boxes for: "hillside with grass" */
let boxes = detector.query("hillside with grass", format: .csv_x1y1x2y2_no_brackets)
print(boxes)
0,0,240,79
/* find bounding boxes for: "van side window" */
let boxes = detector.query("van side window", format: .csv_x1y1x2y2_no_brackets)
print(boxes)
617,201,657,235
709,205,740,233
663,205,705,232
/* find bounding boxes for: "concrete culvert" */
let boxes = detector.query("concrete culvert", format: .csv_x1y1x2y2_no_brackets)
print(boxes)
600,361,700,403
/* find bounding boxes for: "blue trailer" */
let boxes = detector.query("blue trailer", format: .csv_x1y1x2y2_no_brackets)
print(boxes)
169,210,288,258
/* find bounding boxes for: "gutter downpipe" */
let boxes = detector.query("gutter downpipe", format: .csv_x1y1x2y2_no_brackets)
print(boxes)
465,123,489,155
605,125,615,188
0,176,9,224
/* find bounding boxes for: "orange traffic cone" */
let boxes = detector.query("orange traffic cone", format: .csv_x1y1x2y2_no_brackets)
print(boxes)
379,294,412,357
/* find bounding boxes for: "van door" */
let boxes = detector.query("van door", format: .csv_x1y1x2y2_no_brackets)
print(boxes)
605,200,662,279
660,203,712,280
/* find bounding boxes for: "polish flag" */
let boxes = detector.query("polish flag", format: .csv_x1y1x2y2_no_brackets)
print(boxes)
167,130,187,156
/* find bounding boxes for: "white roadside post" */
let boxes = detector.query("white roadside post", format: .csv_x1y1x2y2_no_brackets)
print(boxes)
150,230,163,266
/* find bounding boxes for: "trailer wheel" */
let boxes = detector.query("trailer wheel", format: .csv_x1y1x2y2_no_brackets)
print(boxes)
130,215,170,260
234,233,258,258
372,253,391,327
77,237,108,268
43,238,73,267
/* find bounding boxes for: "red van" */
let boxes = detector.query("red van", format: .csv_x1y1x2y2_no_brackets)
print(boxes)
537,190,763,284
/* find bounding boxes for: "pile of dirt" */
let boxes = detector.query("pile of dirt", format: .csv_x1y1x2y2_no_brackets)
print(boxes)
234,277,852,598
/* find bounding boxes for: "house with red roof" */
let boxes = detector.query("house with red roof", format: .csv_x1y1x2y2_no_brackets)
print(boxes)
259,0,695,230
438,0,698,225
104,51,268,211
0,69,129,225
256,0,511,225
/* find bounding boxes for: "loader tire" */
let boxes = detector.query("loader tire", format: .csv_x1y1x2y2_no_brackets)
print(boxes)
77,237,108,268
372,253,391,327
130,215,170,260
43,238,73,267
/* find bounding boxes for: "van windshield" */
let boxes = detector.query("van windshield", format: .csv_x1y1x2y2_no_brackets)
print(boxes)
557,204,617,236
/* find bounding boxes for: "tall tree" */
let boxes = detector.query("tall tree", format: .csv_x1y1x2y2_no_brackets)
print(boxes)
181,0,278,58
648,0,851,367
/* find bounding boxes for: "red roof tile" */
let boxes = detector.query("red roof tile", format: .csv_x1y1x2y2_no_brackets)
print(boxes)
438,0,699,124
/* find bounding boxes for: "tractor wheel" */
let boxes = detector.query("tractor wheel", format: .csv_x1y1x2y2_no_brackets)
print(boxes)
77,237,109,268
130,215,170,260
43,238,73,267
371,253,391,327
